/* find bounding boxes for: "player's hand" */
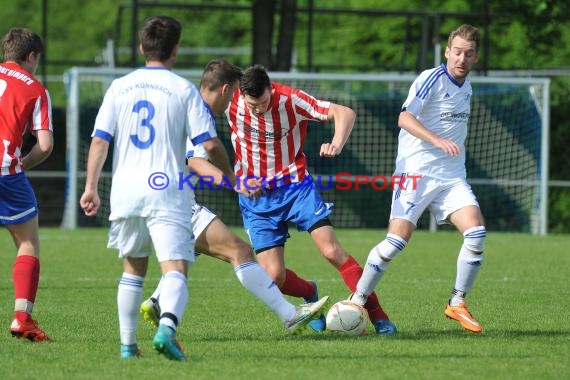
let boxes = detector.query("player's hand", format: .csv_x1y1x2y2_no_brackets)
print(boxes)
236,177,263,199
320,143,341,157
80,190,100,216
433,138,460,156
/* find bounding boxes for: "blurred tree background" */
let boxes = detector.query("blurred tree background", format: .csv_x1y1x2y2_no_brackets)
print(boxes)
1,0,569,232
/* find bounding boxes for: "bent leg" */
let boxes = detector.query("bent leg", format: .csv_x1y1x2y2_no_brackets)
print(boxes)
255,246,315,300
355,218,413,299
197,217,253,265
310,224,393,322
199,220,297,323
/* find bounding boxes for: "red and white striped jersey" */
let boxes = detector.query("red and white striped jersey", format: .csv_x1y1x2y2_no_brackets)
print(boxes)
226,82,330,185
0,62,53,176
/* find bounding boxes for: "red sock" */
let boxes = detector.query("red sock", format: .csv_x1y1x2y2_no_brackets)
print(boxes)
339,255,390,321
13,255,40,321
280,268,316,299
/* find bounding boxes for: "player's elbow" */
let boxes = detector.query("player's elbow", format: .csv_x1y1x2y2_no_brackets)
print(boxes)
397,110,412,129
201,137,223,154
39,144,53,159
36,133,54,158
346,108,356,127
329,103,355,123
339,105,356,123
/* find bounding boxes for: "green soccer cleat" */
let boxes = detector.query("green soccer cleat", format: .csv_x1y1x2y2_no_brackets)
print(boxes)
120,344,142,359
140,297,160,327
153,324,186,361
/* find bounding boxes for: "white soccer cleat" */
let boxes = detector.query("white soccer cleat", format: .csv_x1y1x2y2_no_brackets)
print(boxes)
285,296,329,334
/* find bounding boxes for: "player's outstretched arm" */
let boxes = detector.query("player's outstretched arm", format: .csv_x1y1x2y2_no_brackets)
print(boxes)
188,156,261,199
188,157,227,186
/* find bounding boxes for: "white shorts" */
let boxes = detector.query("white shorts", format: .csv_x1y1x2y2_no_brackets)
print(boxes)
390,174,479,226
191,203,217,241
108,213,195,263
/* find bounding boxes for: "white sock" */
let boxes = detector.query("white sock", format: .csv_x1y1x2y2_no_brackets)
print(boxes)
117,273,144,345
150,276,163,301
158,271,188,330
451,226,485,306
234,261,296,323
355,234,406,303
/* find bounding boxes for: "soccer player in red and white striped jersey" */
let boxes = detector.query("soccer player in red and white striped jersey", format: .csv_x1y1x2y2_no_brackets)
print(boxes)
225,65,396,335
0,27,53,342
227,80,328,183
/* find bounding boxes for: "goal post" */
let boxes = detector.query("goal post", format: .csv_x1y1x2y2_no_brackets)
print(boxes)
62,67,550,234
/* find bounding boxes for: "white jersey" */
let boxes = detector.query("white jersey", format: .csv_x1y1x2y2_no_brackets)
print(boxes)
185,140,208,187
187,143,208,160
185,102,211,187
396,64,472,180
185,102,212,162
92,67,217,220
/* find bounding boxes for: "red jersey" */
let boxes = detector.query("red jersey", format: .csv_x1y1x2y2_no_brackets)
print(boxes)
0,62,53,176
226,82,330,185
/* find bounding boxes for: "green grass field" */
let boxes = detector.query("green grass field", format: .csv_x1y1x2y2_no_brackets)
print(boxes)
1,228,569,379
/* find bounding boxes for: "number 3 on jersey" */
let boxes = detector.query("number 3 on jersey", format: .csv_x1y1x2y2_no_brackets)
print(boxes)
130,100,156,149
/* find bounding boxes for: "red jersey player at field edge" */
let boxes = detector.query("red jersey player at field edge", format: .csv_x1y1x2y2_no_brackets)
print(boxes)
0,28,54,342
225,65,396,335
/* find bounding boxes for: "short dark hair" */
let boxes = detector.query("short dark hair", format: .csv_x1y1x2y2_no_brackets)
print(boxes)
139,16,181,62
448,24,480,52
1,27,44,63
239,64,271,98
200,59,243,91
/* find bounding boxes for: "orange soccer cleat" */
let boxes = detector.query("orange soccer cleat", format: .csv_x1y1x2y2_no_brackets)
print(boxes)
444,302,482,334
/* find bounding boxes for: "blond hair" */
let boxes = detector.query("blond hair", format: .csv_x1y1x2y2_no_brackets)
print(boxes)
448,24,480,52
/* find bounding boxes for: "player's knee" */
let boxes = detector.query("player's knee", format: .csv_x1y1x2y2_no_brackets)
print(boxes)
13,240,39,257
462,225,486,254
320,244,348,266
232,240,255,262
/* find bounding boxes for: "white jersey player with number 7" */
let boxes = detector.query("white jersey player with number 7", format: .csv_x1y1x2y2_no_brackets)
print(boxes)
352,24,487,334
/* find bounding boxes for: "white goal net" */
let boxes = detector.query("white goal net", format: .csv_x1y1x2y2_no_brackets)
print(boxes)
62,67,550,234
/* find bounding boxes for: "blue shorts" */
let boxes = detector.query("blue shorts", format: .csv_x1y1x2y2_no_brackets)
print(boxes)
238,176,332,252
0,173,38,225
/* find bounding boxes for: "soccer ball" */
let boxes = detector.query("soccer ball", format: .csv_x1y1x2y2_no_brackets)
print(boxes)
325,300,368,336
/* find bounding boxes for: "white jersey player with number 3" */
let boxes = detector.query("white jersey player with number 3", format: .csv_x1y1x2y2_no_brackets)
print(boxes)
80,16,234,361
93,67,215,220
